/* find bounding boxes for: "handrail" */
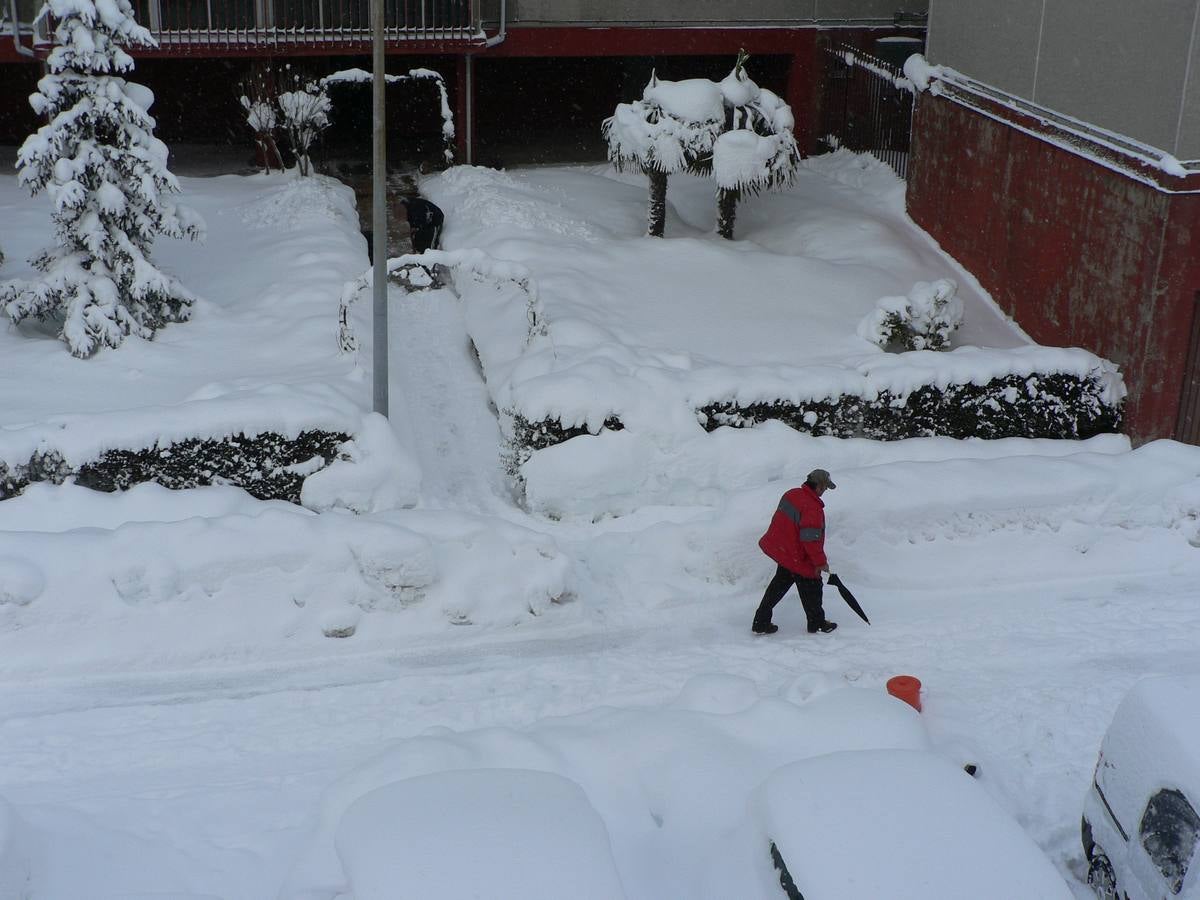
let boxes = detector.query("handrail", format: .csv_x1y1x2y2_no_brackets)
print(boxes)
6,0,36,57
135,0,493,48
483,0,505,47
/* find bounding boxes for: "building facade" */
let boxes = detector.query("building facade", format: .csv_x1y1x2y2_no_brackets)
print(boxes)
2,1,927,166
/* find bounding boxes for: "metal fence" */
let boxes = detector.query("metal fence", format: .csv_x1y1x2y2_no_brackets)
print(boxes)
820,44,915,179
121,0,489,49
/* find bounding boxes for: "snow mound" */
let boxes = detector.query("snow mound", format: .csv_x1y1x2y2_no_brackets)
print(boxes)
425,165,1122,518
712,129,787,190
745,750,1073,898
903,53,941,92
0,557,44,606
672,673,760,714
435,166,598,239
421,514,572,625
0,796,32,899
302,412,421,514
645,77,724,123
280,681,928,899
0,382,363,471
0,509,437,674
238,173,357,231
335,769,627,900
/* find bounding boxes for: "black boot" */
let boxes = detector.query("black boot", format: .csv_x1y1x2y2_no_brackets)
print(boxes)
752,621,779,635
807,621,837,634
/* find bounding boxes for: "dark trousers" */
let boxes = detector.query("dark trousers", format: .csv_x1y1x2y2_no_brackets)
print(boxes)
411,224,442,254
754,565,825,629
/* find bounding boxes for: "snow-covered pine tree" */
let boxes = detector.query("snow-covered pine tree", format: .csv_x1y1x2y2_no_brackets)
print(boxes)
602,71,724,237
278,75,331,176
712,50,801,240
0,0,203,358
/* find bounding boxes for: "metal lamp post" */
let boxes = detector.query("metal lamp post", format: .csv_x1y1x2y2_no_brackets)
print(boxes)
371,0,388,417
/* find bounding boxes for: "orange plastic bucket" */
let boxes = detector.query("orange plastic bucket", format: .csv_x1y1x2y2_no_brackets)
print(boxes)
886,675,922,712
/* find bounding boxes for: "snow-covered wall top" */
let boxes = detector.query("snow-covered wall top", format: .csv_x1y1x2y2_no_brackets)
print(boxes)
907,55,1198,188
925,0,1200,160
0,384,364,468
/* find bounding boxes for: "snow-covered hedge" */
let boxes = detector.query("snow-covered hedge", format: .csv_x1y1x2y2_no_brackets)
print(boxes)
0,389,420,508
0,429,347,504
73,428,349,503
858,279,964,352
699,370,1121,441
503,367,1121,474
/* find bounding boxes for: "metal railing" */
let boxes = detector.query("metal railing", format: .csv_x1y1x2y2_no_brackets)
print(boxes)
820,44,915,178
123,0,490,49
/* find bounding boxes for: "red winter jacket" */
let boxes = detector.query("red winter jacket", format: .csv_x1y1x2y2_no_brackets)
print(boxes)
758,484,828,578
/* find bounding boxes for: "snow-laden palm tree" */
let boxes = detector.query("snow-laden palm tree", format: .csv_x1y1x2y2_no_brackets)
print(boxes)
712,51,801,240
602,72,725,237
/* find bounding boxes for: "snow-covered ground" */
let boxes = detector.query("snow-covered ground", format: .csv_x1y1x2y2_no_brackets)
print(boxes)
1,152,1198,899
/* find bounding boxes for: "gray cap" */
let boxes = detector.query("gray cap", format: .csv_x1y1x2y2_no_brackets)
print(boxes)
807,468,836,490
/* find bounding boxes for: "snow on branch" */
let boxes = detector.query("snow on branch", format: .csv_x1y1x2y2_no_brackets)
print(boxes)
602,74,724,176
279,84,332,177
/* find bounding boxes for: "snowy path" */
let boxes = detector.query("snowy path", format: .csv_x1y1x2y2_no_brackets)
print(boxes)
385,283,518,513
5,533,1194,896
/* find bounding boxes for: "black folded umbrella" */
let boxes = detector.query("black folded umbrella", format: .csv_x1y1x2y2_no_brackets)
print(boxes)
827,573,870,625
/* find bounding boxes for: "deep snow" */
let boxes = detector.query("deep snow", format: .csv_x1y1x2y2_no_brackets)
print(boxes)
0,151,1198,898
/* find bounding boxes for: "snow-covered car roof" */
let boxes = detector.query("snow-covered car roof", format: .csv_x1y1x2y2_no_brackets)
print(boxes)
1098,674,1200,822
334,768,627,900
746,749,1074,900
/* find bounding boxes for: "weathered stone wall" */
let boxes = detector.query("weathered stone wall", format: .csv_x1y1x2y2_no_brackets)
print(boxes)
906,90,1200,443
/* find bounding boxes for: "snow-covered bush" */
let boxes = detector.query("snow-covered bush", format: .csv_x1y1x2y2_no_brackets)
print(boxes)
75,429,350,503
505,367,1122,471
279,79,332,176
238,64,284,172
699,370,1122,441
603,71,725,237
239,70,285,174
0,0,204,358
242,95,283,171
858,279,964,351
0,430,350,505
0,461,25,501
713,50,801,240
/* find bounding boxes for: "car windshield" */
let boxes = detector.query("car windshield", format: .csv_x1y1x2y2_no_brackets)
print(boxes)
1140,788,1200,895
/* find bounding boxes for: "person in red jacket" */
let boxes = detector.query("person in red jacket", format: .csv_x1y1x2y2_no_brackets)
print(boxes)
752,468,838,635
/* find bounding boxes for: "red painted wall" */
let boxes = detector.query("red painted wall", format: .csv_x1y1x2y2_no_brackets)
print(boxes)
907,91,1200,444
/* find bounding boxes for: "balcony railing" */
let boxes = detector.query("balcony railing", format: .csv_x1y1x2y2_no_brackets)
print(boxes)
129,0,494,50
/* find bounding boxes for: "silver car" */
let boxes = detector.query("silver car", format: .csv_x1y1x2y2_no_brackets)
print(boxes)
1083,675,1200,900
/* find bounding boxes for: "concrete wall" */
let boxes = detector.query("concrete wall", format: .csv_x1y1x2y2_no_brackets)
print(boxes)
1180,17,1200,159
509,0,926,26
926,0,1200,158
